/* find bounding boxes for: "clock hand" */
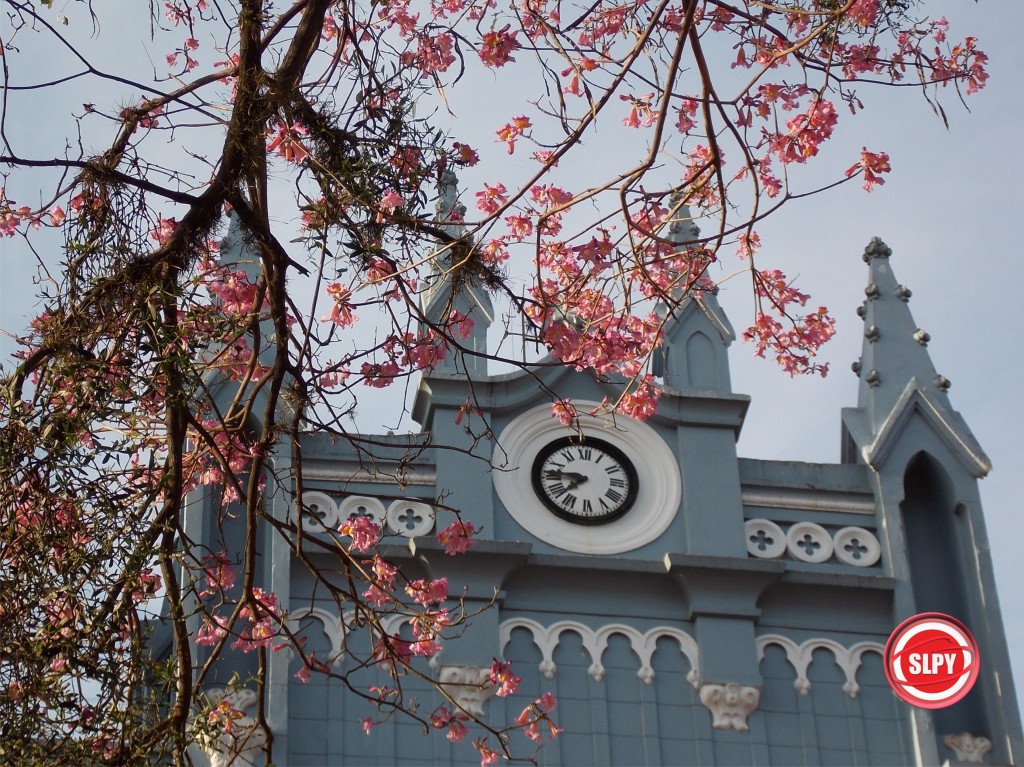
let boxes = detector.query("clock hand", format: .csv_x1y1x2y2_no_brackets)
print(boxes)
562,471,589,490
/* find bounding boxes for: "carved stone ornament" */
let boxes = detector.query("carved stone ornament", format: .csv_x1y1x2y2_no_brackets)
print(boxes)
196,688,268,767
698,683,760,731
944,732,993,764
438,664,496,717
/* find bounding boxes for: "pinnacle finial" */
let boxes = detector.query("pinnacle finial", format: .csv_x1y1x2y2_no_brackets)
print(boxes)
667,192,700,245
437,170,466,227
862,237,892,262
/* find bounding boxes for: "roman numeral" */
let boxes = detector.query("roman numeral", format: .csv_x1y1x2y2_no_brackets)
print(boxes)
563,493,578,510
583,499,593,515
605,489,623,504
609,477,626,489
577,447,592,461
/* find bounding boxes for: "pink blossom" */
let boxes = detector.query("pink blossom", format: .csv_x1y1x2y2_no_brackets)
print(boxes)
490,659,521,696
479,25,520,67
552,400,576,426
295,664,312,684
376,189,405,222
452,142,480,166
195,616,230,646
267,122,310,163
620,92,657,128
150,215,178,245
504,214,533,242
405,577,448,605
436,520,476,555
474,738,501,767
362,717,375,735
617,376,661,420
339,515,381,552
476,183,508,215
201,552,237,596
322,283,358,328
448,310,474,340
536,692,557,712
845,147,891,192
360,360,400,387
496,115,531,154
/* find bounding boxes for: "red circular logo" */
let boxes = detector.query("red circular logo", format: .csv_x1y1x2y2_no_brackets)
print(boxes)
884,612,980,709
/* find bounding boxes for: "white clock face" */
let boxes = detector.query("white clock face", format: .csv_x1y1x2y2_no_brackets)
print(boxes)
531,437,639,525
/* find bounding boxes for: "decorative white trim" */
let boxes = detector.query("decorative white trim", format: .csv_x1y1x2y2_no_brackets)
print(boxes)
493,402,682,554
744,519,787,559
741,489,876,515
698,683,760,731
943,733,992,764
386,499,435,537
338,495,387,525
786,522,834,564
286,607,407,667
832,526,881,567
745,519,882,567
499,618,699,687
295,491,338,531
756,634,884,698
438,664,496,717
196,688,267,767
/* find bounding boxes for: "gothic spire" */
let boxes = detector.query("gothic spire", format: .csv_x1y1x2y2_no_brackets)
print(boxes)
421,171,492,375
844,237,988,474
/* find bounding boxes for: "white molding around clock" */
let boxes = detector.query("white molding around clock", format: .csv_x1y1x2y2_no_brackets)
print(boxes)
493,402,682,554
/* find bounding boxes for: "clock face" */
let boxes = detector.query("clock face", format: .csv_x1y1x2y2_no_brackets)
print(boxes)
531,436,639,525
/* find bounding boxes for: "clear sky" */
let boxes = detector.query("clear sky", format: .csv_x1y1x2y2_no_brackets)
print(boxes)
2,0,1020,718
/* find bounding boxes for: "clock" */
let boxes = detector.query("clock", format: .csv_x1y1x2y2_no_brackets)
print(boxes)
493,402,681,554
531,436,639,525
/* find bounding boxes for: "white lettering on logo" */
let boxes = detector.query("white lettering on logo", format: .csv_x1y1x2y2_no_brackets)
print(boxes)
907,653,958,674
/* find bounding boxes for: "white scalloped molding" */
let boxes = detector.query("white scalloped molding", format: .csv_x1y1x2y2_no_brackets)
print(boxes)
756,634,884,698
493,403,682,554
500,618,699,687
286,607,408,667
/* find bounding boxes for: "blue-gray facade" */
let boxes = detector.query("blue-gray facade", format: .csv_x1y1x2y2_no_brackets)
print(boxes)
191,222,1022,766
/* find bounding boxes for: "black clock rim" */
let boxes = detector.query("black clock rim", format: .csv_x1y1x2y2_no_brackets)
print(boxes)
530,435,639,526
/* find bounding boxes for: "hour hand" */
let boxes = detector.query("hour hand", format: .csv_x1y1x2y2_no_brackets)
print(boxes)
561,471,589,488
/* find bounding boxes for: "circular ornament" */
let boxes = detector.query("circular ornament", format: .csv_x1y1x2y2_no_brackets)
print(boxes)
833,526,881,567
337,495,387,525
295,491,338,532
786,522,834,564
493,402,681,554
744,519,787,559
386,500,435,538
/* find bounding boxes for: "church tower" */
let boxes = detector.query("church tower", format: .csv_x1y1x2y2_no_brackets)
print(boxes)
188,213,1022,765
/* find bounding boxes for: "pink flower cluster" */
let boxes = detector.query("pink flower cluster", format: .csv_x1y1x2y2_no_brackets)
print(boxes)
436,520,476,555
